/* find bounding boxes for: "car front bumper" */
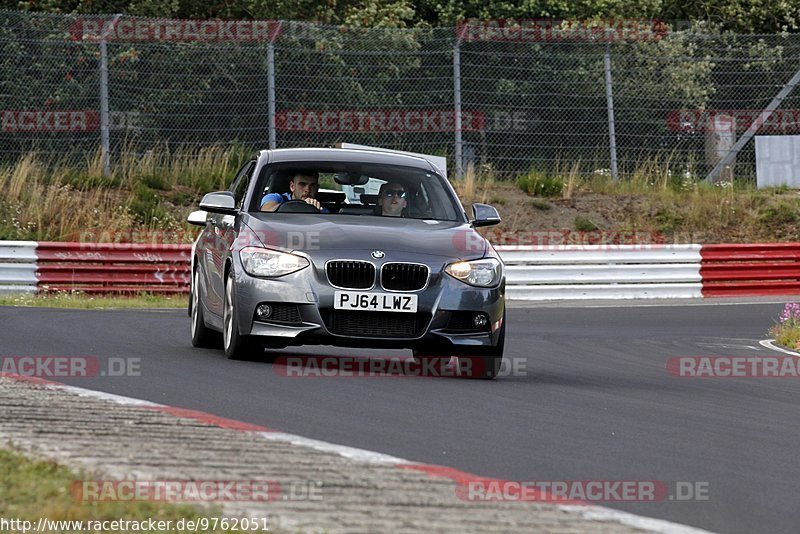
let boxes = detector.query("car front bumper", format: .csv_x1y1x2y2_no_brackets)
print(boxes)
232,256,505,351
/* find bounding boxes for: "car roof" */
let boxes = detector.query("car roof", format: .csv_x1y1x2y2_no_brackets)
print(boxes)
259,148,438,172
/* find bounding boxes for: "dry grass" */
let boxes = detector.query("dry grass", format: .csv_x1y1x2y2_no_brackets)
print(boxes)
478,156,800,243
2,147,798,244
117,143,237,191
562,161,580,200
0,153,136,241
0,145,247,241
454,162,502,206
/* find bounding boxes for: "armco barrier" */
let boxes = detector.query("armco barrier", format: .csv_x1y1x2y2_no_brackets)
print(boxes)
36,242,191,293
498,244,703,300
0,241,798,299
700,243,800,297
0,242,191,294
0,241,38,293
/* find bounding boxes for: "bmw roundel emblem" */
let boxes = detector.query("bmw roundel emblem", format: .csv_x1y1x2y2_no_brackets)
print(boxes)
371,250,385,259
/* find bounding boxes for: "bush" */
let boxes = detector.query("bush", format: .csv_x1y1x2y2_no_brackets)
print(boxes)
529,199,551,210
574,217,598,231
758,202,798,226
129,183,167,224
139,174,172,191
655,206,686,233
517,171,563,197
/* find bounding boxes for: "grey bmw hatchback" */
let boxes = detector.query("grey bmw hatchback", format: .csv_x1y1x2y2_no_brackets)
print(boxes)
188,148,506,378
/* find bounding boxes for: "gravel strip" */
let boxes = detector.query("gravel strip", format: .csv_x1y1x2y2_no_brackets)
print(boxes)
0,377,646,533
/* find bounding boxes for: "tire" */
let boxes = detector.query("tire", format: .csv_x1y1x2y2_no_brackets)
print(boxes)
190,268,219,348
458,311,505,380
223,273,262,360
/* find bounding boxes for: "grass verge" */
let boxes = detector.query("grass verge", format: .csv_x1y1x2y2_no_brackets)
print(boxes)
0,146,246,242
3,148,800,244
0,447,241,533
0,292,186,309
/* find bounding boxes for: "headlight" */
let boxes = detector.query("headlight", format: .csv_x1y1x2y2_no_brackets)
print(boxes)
445,258,502,287
239,247,309,278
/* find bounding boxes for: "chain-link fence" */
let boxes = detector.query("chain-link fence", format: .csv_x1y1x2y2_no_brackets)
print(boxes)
3,10,800,181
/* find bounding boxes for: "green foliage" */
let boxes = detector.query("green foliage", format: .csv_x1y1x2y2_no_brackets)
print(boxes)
0,291,185,308
517,171,563,197
574,216,599,231
529,198,552,210
758,202,799,226
139,174,171,191
318,175,338,189
0,448,238,532
167,189,195,205
654,205,685,232
129,182,167,223
4,0,799,33
62,172,122,190
343,0,416,28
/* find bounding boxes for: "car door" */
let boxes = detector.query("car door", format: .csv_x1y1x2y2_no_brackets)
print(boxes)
205,160,255,317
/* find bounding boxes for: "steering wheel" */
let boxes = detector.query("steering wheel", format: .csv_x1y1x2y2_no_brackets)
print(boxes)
275,200,321,213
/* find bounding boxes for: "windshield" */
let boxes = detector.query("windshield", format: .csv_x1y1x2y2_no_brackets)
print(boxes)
250,161,463,222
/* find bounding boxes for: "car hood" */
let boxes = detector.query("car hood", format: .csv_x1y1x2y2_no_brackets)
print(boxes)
241,213,486,261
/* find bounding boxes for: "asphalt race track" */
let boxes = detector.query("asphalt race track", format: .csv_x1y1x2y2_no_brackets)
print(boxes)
2,301,799,534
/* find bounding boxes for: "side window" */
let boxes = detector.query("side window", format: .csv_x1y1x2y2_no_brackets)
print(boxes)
229,161,255,209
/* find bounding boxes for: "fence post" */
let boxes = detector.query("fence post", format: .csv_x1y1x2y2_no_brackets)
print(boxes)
99,14,121,178
604,43,619,182
453,31,464,180
267,41,276,150
267,22,280,150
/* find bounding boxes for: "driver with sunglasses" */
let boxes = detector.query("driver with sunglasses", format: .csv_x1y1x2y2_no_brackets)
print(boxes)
376,182,408,217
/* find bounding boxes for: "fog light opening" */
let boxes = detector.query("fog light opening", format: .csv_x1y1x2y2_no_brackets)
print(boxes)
473,314,488,328
256,304,273,319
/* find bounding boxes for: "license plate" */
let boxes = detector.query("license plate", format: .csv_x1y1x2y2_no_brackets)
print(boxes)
334,291,418,313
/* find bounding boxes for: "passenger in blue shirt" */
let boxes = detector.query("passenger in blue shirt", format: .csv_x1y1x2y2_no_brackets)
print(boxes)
260,171,328,212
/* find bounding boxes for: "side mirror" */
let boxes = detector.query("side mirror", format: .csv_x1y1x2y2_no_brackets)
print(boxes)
471,203,501,227
199,191,237,215
187,210,208,227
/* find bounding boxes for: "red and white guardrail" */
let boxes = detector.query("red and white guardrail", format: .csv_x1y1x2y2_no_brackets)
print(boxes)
1,241,799,299
0,241,190,294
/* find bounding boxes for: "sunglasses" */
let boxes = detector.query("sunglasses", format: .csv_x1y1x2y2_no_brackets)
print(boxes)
382,190,407,198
